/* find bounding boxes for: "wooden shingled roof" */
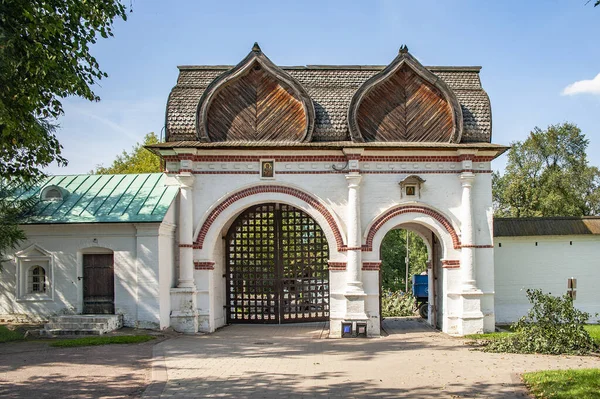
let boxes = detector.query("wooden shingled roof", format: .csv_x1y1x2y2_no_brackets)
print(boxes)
166,44,492,145
494,217,600,237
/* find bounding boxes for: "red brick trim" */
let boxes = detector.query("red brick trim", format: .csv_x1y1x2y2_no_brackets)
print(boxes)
178,244,194,248
193,171,259,175
361,170,492,174
362,261,381,271
194,185,345,251
461,244,494,248
194,261,215,270
442,260,460,268
364,205,461,251
162,155,494,163
328,261,347,271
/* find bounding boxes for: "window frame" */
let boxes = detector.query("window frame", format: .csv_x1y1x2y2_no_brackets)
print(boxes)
15,244,54,302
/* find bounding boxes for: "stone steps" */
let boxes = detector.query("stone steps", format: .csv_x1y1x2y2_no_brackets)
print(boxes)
42,314,123,337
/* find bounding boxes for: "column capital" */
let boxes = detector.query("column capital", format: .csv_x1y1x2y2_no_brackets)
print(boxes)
459,172,475,186
345,172,363,187
176,172,195,188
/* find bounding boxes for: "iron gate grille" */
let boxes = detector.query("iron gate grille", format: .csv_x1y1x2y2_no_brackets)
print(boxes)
226,203,330,324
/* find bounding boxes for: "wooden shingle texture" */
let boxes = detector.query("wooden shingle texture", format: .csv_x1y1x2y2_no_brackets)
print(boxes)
167,65,491,143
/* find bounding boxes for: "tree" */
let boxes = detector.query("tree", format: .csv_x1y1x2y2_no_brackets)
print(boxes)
493,123,600,217
0,0,128,182
380,229,428,292
0,179,39,260
0,1,127,259
93,132,162,174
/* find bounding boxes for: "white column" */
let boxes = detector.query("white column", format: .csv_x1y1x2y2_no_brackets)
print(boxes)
460,172,477,291
177,173,195,288
345,172,364,294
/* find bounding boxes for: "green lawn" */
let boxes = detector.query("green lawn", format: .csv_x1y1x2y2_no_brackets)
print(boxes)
584,325,600,346
49,334,156,348
0,325,25,343
522,369,600,399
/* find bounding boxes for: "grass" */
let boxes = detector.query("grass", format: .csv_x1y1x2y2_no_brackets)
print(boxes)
49,334,156,348
584,325,600,346
0,325,25,343
522,369,600,399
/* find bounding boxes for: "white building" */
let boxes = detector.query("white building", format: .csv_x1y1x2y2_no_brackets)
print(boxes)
2,44,551,337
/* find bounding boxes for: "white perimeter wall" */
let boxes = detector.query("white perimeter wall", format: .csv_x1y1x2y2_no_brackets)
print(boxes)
494,235,600,324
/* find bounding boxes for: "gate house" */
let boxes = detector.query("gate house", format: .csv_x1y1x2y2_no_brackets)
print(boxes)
1,45,508,337
152,44,505,337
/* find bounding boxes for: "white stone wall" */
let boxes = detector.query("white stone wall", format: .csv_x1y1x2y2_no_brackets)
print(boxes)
495,235,600,324
163,148,498,335
0,205,177,329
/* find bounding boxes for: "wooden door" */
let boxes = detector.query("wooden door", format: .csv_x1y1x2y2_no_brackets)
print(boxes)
83,254,115,314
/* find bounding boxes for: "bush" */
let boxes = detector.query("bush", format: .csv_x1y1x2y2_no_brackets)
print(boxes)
484,289,597,355
381,290,416,317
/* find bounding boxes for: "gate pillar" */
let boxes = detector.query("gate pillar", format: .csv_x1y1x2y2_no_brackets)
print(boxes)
343,171,368,333
170,172,198,333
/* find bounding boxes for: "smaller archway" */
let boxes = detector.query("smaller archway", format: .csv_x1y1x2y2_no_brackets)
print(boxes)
378,224,444,330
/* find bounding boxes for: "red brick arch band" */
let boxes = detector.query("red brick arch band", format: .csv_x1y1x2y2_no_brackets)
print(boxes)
364,205,461,251
194,185,345,251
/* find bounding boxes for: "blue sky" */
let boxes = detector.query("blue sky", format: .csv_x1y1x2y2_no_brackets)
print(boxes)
50,0,600,174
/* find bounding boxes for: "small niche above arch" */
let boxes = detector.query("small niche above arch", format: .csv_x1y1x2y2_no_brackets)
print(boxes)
40,185,67,202
399,175,426,198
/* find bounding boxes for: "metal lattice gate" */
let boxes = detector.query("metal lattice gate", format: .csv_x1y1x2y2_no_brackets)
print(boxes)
226,203,330,324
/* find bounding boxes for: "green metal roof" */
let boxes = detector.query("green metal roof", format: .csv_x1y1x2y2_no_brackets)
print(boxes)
17,173,178,224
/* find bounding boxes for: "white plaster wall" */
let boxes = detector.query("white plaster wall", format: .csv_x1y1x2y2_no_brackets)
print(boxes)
178,149,496,335
0,222,173,328
495,235,600,324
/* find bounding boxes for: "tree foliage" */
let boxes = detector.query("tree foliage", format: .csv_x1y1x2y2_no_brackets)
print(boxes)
0,179,39,261
0,0,128,181
92,132,161,174
0,0,127,260
483,289,597,355
493,123,600,217
380,229,428,292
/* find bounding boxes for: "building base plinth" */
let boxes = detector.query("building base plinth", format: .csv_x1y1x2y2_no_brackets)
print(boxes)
170,287,198,334
456,290,484,336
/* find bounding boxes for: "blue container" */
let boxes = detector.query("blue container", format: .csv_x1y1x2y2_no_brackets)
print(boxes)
412,274,428,299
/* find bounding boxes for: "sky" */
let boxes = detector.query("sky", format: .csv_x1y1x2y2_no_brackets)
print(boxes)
48,0,600,175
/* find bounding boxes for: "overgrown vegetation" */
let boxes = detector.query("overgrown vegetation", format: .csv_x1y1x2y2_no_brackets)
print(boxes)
381,290,416,317
522,369,600,399
49,334,155,348
483,289,598,355
0,325,25,343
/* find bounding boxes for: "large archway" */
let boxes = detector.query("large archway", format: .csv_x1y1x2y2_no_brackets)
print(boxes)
225,203,330,324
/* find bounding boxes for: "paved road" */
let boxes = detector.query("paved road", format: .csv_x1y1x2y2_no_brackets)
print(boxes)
147,318,600,399
0,337,154,399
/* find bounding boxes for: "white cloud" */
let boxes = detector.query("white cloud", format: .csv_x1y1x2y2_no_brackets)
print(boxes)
562,73,600,96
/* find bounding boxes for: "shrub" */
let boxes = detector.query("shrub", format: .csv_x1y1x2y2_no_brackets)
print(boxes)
484,289,597,355
381,290,416,317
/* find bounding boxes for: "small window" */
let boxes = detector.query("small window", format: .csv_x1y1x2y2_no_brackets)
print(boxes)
41,186,65,201
28,266,47,293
